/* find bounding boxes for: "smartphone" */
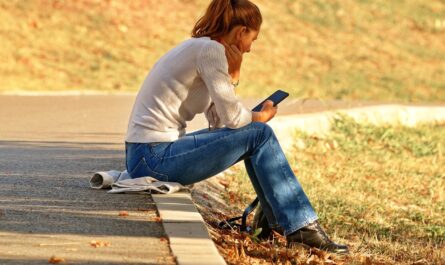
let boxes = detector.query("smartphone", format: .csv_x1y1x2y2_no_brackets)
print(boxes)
252,90,289,112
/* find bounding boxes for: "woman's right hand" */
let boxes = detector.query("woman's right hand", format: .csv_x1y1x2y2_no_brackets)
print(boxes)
221,40,242,83
252,100,277,123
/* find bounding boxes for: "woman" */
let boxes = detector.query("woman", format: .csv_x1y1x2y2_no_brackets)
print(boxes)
125,0,348,254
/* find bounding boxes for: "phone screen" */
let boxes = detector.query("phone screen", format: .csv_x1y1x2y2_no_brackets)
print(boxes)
252,90,289,112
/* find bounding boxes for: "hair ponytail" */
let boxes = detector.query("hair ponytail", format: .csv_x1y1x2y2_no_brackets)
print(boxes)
191,0,262,39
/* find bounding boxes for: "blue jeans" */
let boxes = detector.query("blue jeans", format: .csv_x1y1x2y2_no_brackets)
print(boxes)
125,122,318,235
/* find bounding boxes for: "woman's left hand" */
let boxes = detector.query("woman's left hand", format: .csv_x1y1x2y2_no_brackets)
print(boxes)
221,40,242,83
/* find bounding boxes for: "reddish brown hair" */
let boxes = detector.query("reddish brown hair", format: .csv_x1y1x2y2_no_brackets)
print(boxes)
191,0,262,39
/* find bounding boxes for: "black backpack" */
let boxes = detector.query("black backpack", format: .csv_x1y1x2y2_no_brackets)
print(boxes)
218,197,283,239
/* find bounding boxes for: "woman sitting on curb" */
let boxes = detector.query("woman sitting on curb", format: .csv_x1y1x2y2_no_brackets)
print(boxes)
125,0,349,254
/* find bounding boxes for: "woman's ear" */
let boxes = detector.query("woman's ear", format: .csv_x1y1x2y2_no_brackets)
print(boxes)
236,26,247,41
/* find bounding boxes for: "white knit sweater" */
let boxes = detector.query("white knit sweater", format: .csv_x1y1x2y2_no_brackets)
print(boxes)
125,36,252,143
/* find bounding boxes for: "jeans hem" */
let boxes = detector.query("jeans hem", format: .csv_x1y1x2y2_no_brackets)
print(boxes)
269,224,281,229
283,216,318,236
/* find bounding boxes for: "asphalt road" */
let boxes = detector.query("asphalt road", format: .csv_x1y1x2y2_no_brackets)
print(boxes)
0,95,175,264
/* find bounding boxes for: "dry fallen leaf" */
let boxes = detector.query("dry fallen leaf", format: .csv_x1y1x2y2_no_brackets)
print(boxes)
157,256,177,264
311,247,329,260
240,243,246,258
48,256,65,264
228,191,237,203
411,259,428,265
360,255,372,265
306,254,321,265
271,230,287,245
90,240,111,248
219,179,230,188
233,244,239,259
118,211,129,217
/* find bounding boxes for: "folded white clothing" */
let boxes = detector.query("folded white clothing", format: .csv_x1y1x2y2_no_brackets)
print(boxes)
89,170,186,194
90,170,130,189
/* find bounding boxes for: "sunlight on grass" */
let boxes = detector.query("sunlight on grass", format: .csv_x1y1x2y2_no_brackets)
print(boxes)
227,117,444,264
0,0,445,102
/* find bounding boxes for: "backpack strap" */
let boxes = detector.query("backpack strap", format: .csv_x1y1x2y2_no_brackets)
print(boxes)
218,197,259,232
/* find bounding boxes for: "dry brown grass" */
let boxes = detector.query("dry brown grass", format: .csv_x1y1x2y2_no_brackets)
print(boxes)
193,117,445,264
1,0,445,102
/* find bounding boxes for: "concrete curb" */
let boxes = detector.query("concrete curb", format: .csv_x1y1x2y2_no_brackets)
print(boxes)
152,193,226,265
151,103,445,265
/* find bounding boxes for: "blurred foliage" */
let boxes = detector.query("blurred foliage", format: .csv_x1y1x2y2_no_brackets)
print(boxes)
0,0,444,102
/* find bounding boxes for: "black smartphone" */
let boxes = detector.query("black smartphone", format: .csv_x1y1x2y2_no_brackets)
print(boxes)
252,90,289,112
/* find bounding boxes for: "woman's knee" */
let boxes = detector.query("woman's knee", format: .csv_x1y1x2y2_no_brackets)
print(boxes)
250,121,273,132
248,122,275,139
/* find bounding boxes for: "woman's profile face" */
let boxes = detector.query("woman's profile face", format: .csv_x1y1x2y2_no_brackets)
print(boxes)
238,29,259,54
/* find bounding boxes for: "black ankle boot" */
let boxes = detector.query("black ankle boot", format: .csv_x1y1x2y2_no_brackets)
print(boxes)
286,221,349,254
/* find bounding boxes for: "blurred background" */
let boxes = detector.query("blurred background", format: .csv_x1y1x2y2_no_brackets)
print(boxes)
0,0,444,101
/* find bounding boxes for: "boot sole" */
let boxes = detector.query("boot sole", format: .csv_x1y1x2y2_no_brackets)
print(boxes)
287,242,350,255
287,242,311,250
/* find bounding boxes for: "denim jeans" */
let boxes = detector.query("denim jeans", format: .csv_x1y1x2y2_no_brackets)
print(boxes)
125,122,318,235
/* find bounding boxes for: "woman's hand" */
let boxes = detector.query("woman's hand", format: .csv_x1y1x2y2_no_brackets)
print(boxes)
221,40,242,83
252,100,277,123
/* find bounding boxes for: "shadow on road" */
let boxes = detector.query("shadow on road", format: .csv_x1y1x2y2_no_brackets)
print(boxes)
0,140,163,237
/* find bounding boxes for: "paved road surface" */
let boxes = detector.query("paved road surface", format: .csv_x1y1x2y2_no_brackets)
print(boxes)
0,95,175,264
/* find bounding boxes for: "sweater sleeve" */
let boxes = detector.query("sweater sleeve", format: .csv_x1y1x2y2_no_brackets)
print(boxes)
197,42,252,129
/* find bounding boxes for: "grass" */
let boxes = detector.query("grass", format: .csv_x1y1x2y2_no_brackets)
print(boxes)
1,0,445,102
213,117,445,264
